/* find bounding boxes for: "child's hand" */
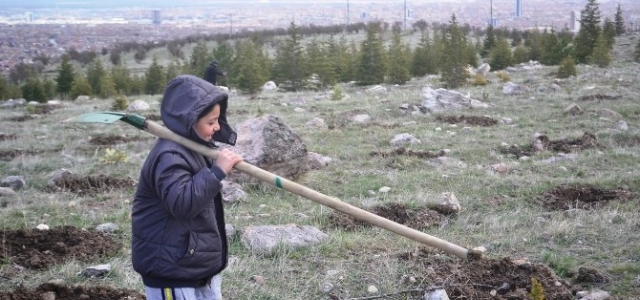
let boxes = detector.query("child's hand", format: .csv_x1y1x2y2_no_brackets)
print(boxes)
215,148,242,175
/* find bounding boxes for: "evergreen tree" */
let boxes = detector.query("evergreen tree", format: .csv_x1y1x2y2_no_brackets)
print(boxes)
441,14,468,88
588,33,612,67
109,49,122,65
272,22,308,91
327,35,351,83
635,39,640,63
539,28,559,65
574,0,602,63
306,38,337,89
481,24,496,58
70,75,93,100
615,4,625,35
55,54,75,99
43,78,56,100
189,41,210,77
211,43,235,87
165,60,182,84
145,57,165,95
513,45,530,64
110,63,132,95
525,28,542,62
98,73,116,99
556,56,577,78
86,58,106,97
128,75,145,96
356,22,387,86
21,76,46,102
235,40,268,95
411,31,437,77
387,26,412,85
490,36,514,71
602,18,616,49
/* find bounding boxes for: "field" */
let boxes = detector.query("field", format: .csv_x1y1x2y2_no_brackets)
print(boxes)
1,34,640,299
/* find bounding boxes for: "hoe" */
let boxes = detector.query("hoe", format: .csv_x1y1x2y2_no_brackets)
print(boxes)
65,112,475,259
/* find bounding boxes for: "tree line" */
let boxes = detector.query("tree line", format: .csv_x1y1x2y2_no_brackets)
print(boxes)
0,0,630,102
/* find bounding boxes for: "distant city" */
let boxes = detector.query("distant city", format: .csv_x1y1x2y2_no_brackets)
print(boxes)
1,0,639,74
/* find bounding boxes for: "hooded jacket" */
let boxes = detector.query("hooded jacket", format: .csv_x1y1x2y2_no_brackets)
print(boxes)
204,62,224,86
132,75,237,288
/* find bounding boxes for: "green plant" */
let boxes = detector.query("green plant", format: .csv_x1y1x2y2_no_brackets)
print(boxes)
99,148,129,164
472,74,489,86
111,95,129,111
542,251,575,277
556,57,577,78
331,86,344,101
530,277,546,300
496,71,511,82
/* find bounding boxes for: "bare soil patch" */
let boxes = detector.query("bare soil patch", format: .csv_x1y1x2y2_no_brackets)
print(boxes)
5,115,36,122
578,94,622,101
47,174,136,196
0,282,144,300
0,148,61,162
499,132,599,158
0,133,17,141
390,248,574,300
328,203,445,231
370,147,446,159
0,226,120,270
541,184,633,210
88,135,153,146
436,115,499,127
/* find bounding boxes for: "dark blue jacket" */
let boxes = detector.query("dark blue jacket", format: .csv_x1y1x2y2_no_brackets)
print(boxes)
132,75,237,288
204,63,225,86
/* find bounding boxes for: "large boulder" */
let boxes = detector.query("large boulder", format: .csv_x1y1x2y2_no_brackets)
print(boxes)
228,115,308,184
263,81,277,91
421,86,489,113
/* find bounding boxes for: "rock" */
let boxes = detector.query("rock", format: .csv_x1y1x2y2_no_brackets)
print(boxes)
550,83,562,92
79,264,111,278
319,281,334,293
221,180,246,203
428,192,461,214
564,103,583,115
226,224,236,238
1,175,26,191
41,291,56,300
423,289,450,300
421,86,488,113
305,117,328,129
47,169,73,189
390,133,421,147
36,224,49,230
0,98,26,108
227,115,308,183
613,120,628,131
308,152,330,170
578,290,611,300
217,86,229,92
351,114,371,123
0,187,18,198
378,186,391,193
74,95,91,102
576,266,608,283
476,63,490,77
262,81,277,91
599,108,622,120
541,153,578,164
95,222,118,233
128,99,150,111
367,285,379,294
366,85,387,94
490,163,509,174
240,224,328,254
502,82,530,95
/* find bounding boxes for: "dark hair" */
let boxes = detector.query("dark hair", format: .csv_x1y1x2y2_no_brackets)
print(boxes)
197,103,220,120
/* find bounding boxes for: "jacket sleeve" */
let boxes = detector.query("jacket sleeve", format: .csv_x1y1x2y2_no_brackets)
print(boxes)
153,151,222,220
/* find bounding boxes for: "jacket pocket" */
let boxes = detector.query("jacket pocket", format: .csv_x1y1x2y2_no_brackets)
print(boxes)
176,231,222,270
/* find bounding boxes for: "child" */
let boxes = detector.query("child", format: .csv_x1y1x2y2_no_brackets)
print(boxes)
131,74,242,300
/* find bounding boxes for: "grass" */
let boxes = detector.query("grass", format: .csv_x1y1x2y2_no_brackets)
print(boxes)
1,34,640,298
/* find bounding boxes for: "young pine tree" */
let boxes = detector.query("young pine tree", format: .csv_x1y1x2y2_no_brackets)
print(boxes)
602,18,616,50
441,14,468,88
556,56,577,78
144,57,165,95
588,33,612,68
236,40,268,96
481,24,496,58
55,54,75,99
574,0,602,63
614,4,625,36
357,22,387,86
272,22,308,91
387,25,412,85
86,58,105,97
490,36,514,71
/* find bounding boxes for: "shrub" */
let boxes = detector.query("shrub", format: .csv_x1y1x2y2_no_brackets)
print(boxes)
556,57,577,79
529,277,546,300
472,74,488,86
70,77,93,100
496,71,511,83
100,148,129,164
111,94,129,111
331,86,344,101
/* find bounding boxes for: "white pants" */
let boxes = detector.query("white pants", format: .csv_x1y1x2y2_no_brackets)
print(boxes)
145,274,222,300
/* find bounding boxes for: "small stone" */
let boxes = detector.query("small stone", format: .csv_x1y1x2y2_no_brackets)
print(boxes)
249,275,265,284
319,281,333,293
41,291,56,300
36,224,49,230
378,186,391,193
367,285,378,294
435,127,442,131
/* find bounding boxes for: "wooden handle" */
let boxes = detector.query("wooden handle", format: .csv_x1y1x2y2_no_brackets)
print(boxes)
145,121,469,259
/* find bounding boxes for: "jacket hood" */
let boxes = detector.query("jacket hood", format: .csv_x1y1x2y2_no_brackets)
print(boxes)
161,75,236,146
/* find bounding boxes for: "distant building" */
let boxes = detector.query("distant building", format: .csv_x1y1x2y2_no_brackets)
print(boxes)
489,18,499,27
361,11,368,20
25,12,34,23
515,0,522,17
152,10,161,25
405,9,413,19
569,10,580,32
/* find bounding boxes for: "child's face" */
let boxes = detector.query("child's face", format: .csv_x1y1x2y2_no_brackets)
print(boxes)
195,104,221,142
